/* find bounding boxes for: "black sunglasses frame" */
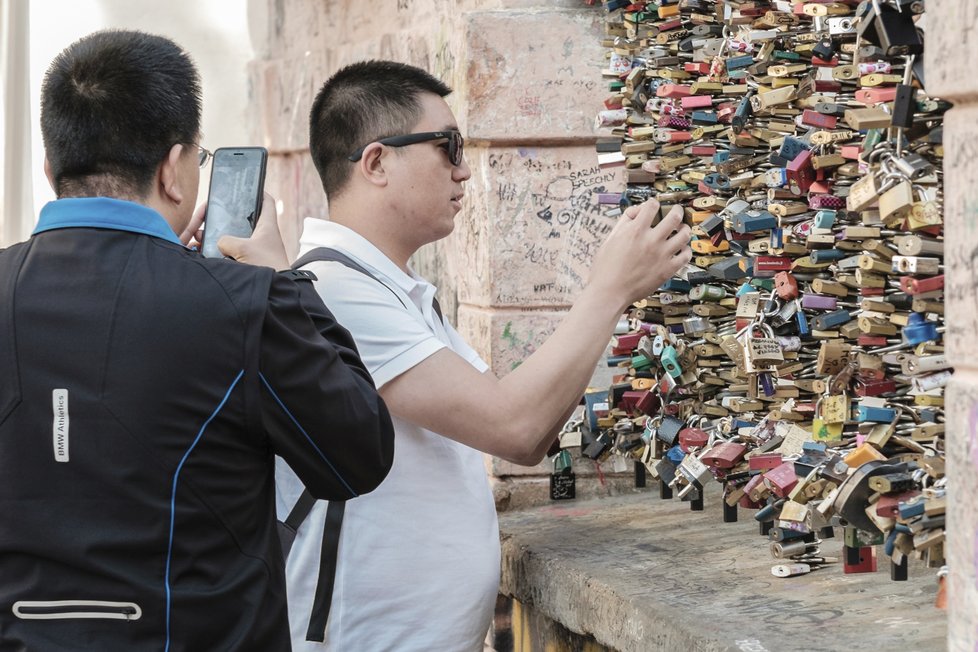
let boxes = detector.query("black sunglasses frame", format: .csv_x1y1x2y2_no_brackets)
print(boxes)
347,130,464,166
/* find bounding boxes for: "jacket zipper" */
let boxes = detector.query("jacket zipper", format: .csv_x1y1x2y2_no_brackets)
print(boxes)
13,600,141,621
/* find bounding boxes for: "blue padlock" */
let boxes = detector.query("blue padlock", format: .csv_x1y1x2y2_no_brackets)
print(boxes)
810,248,847,263
814,209,837,229
702,172,731,191
691,110,718,124
903,313,939,345
779,135,810,161
731,210,778,234
856,405,896,423
583,390,607,431
812,309,851,330
726,54,754,71
666,445,686,465
736,283,756,297
802,441,827,454
796,310,810,336
661,278,692,293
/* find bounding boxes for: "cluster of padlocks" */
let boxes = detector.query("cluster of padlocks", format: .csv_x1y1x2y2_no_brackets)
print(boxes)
567,0,947,586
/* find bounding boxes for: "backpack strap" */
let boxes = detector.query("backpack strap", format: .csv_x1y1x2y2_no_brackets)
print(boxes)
277,489,317,559
304,500,346,642
282,246,446,640
292,246,443,322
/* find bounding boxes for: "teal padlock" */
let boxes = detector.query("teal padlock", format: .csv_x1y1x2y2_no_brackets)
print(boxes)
814,209,837,229
660,345,683,378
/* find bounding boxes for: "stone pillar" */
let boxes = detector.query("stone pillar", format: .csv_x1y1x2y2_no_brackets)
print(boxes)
0,0,34,246
927,3,978,650
249,0,639,507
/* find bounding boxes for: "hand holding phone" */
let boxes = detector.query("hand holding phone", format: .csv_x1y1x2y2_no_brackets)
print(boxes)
215,191,290,270
200,147,268,258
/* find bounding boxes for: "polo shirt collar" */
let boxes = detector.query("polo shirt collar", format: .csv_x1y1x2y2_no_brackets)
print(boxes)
299,218,430,295
34,197,184,246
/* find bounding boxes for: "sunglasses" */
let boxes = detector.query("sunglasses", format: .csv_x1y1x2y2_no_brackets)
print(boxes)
197,146,212,169
347,130,464,167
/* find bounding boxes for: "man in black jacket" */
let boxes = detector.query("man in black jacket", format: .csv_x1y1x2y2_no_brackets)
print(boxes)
0,30,394,651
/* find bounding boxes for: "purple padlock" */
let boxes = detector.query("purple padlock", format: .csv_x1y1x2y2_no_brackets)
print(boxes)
801,293,838,310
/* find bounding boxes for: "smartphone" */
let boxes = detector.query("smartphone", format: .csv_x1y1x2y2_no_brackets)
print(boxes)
200,147,268,258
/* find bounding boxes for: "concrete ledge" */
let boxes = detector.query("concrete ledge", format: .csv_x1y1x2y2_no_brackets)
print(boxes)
499,491,946,652
492,474,642,512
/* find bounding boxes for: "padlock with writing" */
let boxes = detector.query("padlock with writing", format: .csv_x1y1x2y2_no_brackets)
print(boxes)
550,449,576,501
742,322,785,372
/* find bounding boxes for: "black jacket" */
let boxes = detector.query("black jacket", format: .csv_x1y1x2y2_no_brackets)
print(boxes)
0,204,394,651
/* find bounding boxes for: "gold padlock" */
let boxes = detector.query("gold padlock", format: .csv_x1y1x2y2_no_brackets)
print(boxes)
847,173,882,212
878,179,915,221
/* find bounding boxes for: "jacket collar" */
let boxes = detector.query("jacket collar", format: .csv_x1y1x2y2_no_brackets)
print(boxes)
34,197,184,246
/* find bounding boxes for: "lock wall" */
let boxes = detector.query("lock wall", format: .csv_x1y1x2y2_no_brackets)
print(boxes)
247,0,640,508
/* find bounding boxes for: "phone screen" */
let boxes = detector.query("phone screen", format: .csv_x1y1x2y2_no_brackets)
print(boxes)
201,147,267,258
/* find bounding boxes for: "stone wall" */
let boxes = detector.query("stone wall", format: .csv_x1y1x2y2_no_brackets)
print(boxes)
928,2,978,649
252,0,975,645
248,0,636,505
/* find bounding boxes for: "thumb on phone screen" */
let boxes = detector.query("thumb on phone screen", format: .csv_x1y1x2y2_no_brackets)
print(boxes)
218,193,289,269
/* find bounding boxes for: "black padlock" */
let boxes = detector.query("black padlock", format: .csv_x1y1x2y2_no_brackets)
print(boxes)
549,450,576,501
655,457,677,486
812,35,836,60
582,431,612,460
655,415,685,447
890,84,916,130
858,0,923,56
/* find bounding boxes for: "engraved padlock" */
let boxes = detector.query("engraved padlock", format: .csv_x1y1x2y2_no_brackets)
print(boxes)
550,449,575,501
742,322,785,372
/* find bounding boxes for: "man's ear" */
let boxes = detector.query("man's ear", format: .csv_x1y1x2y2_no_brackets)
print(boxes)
357,143,389,188
159,143,186,204
43,157,56,193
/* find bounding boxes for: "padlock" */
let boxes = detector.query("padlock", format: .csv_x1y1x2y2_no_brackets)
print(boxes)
858,0,923,56
582,431,612,461
591,0,946,583
742,322,784,371
549,450,576,501
878,177,915,221
655,416,685,448
701,441,748,469
812,394,845,443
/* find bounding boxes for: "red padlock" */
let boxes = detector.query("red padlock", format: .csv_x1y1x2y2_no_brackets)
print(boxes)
748,452,784,472
901,274,944,296
701,441,748,469
774,271,799,300
763,462,799,498
678,427,709,453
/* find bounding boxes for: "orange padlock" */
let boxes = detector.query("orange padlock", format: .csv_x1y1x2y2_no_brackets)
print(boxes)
774,271,799,300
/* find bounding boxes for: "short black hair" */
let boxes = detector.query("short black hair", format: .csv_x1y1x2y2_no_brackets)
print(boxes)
41,29,202,198
309,60,452,198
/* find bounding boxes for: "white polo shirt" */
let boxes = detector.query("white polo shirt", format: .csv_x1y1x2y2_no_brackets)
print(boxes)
275,218,500,652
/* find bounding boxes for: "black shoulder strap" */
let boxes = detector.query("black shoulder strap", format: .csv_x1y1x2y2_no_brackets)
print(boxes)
305,500,346,642
276,489,346,641
292,246,443,321
278,489,317,559
281,245,447,641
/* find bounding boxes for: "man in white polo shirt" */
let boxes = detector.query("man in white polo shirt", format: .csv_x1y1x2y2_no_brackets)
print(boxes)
274,60,691,651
